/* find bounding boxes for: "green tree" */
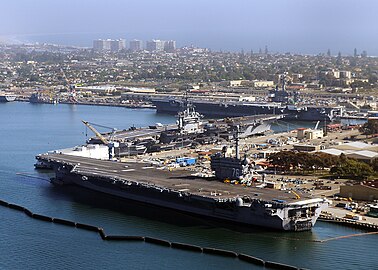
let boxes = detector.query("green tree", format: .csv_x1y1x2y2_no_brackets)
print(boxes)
371,158,378,172
359,119,378,135
330,158,374,180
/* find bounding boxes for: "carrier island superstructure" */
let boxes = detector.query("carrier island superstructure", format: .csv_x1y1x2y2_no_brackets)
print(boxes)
36,110,328,231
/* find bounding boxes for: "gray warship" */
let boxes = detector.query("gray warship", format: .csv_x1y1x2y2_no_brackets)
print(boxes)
37,125,327,231
151,76,343,121
86,101,281,155
37,150,327,231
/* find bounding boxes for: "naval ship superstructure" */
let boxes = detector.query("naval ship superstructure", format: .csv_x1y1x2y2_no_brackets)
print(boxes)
86,102,280,155
209,127,328,231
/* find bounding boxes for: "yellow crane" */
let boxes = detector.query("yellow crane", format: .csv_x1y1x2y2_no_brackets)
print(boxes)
291,190,301,200
81,120,119,160
81,120,110,144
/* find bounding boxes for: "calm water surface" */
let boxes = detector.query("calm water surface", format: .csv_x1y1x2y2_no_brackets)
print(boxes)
0,102,376,270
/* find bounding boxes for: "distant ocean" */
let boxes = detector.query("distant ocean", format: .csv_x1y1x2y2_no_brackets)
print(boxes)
9,32,374,56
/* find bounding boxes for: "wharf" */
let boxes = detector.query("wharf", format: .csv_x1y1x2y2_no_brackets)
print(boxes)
38,153,308,203
320,207,378,231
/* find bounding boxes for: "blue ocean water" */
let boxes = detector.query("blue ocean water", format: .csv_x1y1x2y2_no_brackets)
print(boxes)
0,102,376,270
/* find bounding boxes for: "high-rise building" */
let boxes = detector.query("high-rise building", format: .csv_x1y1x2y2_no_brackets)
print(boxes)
110,39,126,52
93,39,111,51
145,39,176,52
93,39,125,51
146,40,165,52
93,39,105,51
164,40,176,52
129,39,142,51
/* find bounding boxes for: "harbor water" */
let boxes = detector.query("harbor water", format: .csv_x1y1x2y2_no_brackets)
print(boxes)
0,102,376,270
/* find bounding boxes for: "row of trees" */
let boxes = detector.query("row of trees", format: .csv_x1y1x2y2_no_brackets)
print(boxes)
359,119,378,136
267,151,377,180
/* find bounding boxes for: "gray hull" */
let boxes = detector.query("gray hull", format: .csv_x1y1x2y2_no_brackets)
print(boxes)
54,168,326,231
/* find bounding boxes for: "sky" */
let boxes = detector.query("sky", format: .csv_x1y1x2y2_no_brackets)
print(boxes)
1,0,377,55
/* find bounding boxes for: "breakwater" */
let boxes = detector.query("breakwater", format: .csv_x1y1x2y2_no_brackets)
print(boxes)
0,198,303,270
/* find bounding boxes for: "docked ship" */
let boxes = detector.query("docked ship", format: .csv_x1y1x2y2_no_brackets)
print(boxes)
0,92,17,102
151,79,343,122
153,98,285,118
86,102,280,155
29,92,58,104
152,95,343,122
37,152,328,231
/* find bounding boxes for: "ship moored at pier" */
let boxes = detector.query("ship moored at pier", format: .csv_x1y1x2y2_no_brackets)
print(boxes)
0,92,17,102
37,153,328,231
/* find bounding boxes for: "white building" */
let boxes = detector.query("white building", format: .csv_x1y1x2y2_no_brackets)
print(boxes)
252,80,275,88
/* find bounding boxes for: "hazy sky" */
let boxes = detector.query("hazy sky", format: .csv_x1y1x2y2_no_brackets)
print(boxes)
1,0,377,55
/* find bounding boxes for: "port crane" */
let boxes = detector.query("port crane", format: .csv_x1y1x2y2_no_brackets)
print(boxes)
60,67,77,103
81,120,118,159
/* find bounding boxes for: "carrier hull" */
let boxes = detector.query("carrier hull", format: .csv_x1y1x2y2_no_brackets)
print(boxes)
41,154,328,231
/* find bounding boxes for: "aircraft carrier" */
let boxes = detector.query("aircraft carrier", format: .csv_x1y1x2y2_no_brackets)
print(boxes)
37,153,328,231
151,78,344,121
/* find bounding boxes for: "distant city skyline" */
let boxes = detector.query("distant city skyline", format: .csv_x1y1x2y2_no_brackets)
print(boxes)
1,0,377,55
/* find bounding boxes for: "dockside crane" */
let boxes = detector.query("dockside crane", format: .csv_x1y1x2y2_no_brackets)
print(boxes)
60,67,77,103
81,120,118,160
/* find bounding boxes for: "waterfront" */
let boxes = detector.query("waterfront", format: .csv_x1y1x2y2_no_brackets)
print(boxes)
0,102,377,270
